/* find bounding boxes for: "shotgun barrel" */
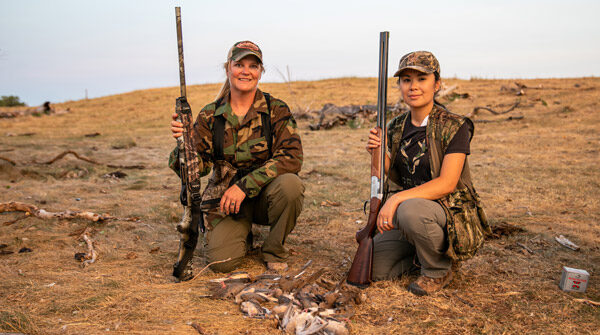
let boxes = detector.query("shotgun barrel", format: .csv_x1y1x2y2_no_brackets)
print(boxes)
172,6,204,281
176,7,186,97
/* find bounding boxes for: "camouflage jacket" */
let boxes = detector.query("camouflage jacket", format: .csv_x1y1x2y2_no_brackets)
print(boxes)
386,103,491,260
169,90,303,228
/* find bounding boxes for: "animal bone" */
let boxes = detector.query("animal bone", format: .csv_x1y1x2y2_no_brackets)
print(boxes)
555,235,580,251
80,228,97,266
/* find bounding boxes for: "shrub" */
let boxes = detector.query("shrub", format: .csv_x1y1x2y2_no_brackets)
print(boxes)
0,95,26,107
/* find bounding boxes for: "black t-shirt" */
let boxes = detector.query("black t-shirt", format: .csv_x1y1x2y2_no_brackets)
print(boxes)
391,114,472,190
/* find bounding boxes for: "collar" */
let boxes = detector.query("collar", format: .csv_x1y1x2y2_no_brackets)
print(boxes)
214,89,268,118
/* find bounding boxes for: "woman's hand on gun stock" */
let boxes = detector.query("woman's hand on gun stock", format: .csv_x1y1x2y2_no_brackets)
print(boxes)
171,113,183,138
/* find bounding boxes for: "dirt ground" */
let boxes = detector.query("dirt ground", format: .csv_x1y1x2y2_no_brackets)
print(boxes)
0,77,599,334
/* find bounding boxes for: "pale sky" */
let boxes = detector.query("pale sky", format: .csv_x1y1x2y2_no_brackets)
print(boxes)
1,0,599,106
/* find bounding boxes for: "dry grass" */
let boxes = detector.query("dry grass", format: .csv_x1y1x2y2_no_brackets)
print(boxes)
1,77,599,334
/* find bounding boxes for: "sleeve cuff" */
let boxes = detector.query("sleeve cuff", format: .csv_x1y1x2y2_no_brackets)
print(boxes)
235,178,259,198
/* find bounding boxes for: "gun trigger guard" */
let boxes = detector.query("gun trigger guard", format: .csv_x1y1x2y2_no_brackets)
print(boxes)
363,200,368,215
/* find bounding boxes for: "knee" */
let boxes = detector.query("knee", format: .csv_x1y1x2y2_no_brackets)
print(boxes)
371,254,393,281
371,270,389,282
395,199,427,234
205,238,247,273
209,257,244,273
270,174,304,203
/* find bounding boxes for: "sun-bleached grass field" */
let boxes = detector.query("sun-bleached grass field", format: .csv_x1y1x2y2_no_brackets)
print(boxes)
1,77,599,334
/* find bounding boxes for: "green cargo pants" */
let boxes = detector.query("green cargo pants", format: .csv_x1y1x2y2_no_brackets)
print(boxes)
372,198,451,280
204,173,304,272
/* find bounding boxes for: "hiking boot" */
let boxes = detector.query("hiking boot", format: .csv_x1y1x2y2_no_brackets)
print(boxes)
266,262,288,272
407,271,453,296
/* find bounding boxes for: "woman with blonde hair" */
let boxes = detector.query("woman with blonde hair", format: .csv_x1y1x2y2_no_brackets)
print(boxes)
169,41,304,278
366,51,490,295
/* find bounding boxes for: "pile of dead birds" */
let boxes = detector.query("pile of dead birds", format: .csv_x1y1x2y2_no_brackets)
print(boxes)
207,260,365,334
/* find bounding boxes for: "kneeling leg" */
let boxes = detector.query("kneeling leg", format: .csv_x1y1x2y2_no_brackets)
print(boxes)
205,216,251,273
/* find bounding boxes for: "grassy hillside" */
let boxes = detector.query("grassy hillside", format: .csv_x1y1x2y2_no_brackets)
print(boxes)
1,77,599,334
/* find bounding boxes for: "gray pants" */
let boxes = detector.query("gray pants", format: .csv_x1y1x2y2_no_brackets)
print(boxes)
204,174,304,272
372,198,450,280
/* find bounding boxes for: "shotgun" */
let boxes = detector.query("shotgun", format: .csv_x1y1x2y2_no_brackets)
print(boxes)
346,31,389,287
172,6,204,281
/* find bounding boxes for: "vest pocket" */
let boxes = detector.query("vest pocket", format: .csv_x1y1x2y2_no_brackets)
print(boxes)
443,189,486,260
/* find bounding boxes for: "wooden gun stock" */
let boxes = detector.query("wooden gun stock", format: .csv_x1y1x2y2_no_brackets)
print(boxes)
347,126,384,286
346,196,382,287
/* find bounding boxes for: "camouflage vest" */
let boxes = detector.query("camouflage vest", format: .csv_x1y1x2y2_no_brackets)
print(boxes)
386,104,492,261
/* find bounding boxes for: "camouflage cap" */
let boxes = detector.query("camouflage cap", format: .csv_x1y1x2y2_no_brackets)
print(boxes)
393,51,440,77
227,41,263,63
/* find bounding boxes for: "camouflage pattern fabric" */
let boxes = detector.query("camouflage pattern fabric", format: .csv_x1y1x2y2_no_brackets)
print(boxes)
393,50,440,77
228,40,263,63
175,97,203,205
169,90,303,229
199,160,237,212
385,103,491,261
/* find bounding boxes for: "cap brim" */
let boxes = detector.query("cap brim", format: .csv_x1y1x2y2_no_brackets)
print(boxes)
393,65,434,77
231,50,263,63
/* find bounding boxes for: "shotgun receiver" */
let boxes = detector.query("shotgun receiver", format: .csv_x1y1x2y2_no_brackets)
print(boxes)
172,6,204,281
346,31,389,287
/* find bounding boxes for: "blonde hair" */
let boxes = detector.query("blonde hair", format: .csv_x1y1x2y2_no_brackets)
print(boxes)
215,58,265,101
215,61,232,101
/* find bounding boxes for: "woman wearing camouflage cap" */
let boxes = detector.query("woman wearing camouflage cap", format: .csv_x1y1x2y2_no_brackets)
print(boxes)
170,41,304,276
366,51,490,295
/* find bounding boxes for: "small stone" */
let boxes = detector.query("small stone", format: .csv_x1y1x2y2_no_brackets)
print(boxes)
124,252,137,260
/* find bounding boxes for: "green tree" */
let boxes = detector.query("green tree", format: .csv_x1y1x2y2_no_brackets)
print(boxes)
0,95,26,107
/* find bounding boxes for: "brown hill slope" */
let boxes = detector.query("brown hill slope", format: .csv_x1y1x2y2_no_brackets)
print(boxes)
0,77,599,334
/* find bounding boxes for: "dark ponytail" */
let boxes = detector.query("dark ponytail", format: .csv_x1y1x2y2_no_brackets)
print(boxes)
432,71,448,110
